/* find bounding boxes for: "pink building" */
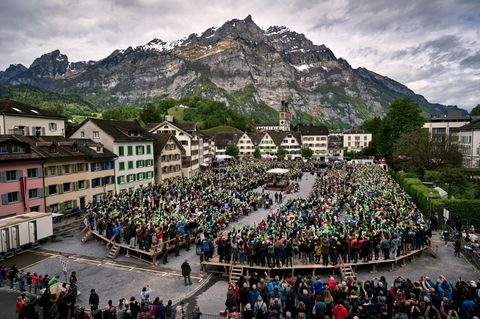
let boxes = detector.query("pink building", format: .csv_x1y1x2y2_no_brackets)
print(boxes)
0,136,45,217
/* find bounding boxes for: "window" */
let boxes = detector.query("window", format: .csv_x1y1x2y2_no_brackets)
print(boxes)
77,163,85,172
96,146,103,153
78,180,85,189
49,204,59,213
128,161,133,169
0,145,7,153
63,182,71,192
91,163,97,172
136,145,144,155
119,162,125,171
136,160,144,168
118,146,124,156
63,165,70,174
12,145,26,153
93,131,100,139
49,123,57,131
6,170,17,181
28,188,39,198
27,168,38,178
47,166,57,176
146,145,151,154
80,131,85,138
128,146,133,156
7,192,19,203
48,185,57,195
30,206,40,212
64,200,73,210
117,176,125,185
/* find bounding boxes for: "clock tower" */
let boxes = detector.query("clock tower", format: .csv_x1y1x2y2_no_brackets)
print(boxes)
279,100,291,131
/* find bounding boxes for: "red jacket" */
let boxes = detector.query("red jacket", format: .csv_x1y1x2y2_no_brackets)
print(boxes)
16,300,24,314
333,304,348,319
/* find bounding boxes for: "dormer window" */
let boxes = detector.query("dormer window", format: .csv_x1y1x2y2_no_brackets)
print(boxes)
48,144,57,153
96,146,103,153
0,145,7,154
12,145,26,153
71,144,78,152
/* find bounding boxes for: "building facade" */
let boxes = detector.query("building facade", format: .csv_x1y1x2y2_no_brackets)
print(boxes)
296,125,329,159
423,112,470,146
0,137,45,217
152,133,184,182
68,119,155,192
0,99,66,136
343,131,372,152
457,119,480,168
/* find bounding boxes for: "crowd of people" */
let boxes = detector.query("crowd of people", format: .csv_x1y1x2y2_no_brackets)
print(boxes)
225,273,480,319
215,165,430,267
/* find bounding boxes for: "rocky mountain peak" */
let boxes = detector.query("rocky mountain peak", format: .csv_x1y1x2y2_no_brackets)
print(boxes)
214,15,266,43
0,64,27,83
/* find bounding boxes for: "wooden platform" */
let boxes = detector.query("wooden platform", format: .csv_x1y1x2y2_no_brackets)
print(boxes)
202,246,430,280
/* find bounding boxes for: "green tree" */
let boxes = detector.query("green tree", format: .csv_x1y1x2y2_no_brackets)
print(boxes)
301,147,314,158
360,116,382,155
393,128,434,174
253,147,262,159
379,97,425,157
470,104,480,116
276,146,287,160
225,144,239,158
102,106,140,120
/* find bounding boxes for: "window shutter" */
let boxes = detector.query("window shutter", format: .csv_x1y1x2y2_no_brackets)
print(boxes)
17,170,23,178
44,168,48,177
58,183,64,194
111,176,115,184
37,168,43,178
117,176,122,185
71,164,77,173
73,199,78,207
44,187,49,196
0,172,6,182
85,180,90,188
58,202,64,211
73,182,79,191
38,188,44,198
57,165,63,175
1,194,7,205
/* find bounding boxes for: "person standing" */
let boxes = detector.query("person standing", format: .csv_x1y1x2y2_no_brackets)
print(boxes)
181,260,192,286
89,289,100,312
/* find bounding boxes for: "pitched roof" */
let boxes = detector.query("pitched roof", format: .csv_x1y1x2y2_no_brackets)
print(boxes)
248,132,265,146
214,133,242,146
149,133,185,155
458,119,480,131
76,118,153,142
0,136,44,162
295,124,329,136
267,131,288,145
144,122,161,132
0,99,67,119
176,122,197,132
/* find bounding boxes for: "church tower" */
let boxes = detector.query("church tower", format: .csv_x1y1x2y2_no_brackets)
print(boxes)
279,100,291,131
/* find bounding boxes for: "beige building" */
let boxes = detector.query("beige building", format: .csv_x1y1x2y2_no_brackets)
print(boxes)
152,133,184,182
295,125,329,159
17,136,117,212
69,119,155,192
0,99,66,136
343,130,372,152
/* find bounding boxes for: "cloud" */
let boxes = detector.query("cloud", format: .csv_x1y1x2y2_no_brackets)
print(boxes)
0,0,479,110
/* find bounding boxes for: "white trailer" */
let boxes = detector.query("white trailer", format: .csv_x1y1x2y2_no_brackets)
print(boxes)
0,212,53,253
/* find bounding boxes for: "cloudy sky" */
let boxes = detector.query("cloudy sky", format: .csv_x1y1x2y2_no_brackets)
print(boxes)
1,0,479,110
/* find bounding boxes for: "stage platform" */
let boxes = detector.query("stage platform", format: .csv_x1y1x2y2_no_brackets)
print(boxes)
201,246,432,281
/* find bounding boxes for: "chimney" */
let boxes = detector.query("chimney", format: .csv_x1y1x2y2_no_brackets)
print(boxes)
165,115,174,122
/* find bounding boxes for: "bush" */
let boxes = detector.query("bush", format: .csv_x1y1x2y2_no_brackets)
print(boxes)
394,171,440,214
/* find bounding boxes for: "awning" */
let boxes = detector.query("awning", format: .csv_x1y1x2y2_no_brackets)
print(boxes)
200,163,209,167
52,213,64,218
266,168,290,175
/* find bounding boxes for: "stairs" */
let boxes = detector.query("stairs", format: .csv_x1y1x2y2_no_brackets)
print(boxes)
229,264,243,283
81,228,91,243
107,244,121,259
338,256,356,280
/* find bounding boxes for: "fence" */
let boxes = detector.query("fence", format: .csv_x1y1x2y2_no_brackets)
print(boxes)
443,223,480,270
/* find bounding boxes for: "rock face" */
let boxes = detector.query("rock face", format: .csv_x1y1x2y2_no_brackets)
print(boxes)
0,15,464,125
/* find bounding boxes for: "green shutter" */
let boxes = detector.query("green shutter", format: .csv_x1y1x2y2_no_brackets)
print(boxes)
147,145,151,154
85,180,90,188
44,186,49,196
118,146,124,156
57,165,63,175
128,146,133,156
117,176,122,185
73,182,79,191
58,183,64,194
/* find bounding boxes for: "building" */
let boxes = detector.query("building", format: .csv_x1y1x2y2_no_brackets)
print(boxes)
195,131,214,166
68,119,155,192
343,130,372,152
0,99,67,136
151,133,184,182
0,136,46,217
423,110,470,145
256,100,291,132
457,119,480,168
328,132,344,160
295,125,329,159
18,136,117,212
146,119,202,177
214,133,242,156
237,133,255,157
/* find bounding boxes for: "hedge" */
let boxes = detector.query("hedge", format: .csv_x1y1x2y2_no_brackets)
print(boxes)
392,170,480,229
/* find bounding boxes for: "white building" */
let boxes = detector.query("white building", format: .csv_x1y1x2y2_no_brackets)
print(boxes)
68,119,155,193
0,99,66,136
295,125,329,159
256,100,292,132
146,120,202,177
423,112,470,145
457,119,480,168
343,130,372,152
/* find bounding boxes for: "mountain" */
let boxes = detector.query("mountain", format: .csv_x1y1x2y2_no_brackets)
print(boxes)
0,15,465,126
